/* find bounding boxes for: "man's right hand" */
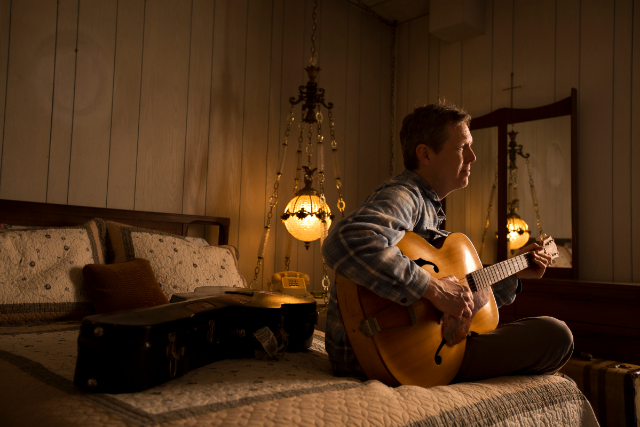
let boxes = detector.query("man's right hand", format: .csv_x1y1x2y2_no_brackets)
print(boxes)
422,275,474,320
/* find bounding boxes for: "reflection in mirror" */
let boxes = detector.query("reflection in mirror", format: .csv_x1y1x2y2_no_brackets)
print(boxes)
451,90,577,278
509,116,572,268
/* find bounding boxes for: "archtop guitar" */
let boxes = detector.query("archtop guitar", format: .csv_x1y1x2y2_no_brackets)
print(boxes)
336,231,559,388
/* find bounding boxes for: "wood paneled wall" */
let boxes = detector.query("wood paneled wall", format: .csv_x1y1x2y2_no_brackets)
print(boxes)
394,0,640,283
0,0,394,291
5,0,637,287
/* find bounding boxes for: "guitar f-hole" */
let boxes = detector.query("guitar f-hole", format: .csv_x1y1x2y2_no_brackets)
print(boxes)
414,258,439,273
434,337,446,365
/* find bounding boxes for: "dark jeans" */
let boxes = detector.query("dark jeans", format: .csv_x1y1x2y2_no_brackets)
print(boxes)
453,316,574,383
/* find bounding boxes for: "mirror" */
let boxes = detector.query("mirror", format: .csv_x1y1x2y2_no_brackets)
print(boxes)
509,116,572,269
445,89,577,279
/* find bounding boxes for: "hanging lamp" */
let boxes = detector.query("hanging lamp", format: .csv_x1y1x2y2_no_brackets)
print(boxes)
249,0,345,292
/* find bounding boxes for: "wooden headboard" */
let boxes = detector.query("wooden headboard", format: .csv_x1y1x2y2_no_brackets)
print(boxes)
0,199,230,246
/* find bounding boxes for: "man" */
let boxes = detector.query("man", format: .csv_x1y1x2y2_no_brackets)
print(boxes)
321,101,573,382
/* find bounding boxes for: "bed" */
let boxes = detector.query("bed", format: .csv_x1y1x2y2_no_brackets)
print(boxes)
0,199,599,426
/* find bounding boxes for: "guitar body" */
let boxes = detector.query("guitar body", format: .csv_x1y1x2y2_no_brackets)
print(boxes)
337,232,499,388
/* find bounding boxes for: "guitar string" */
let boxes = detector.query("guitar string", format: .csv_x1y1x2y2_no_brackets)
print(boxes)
468,252,532,292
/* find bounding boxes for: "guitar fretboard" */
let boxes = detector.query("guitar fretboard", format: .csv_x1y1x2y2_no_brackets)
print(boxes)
466,252,532,292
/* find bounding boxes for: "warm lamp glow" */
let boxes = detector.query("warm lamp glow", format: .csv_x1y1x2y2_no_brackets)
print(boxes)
282,194,332,245
248,0,345,290
506,213,530,251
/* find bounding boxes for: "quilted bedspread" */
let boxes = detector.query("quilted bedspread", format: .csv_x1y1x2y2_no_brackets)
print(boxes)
0,324,598,427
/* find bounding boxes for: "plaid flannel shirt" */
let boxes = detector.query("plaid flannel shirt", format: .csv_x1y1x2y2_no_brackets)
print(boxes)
321,169,521,377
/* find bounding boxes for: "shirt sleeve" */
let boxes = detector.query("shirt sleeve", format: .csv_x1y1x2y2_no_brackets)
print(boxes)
491,275,522,308
321,183,431,307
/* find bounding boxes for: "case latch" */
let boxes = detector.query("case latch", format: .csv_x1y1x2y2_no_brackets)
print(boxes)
166,332,185,378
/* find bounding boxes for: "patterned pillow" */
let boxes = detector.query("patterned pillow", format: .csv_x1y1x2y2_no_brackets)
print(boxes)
104,221,246,298
0,219,107,325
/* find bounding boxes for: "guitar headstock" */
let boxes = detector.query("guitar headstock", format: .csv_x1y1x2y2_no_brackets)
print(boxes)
538,234,560,260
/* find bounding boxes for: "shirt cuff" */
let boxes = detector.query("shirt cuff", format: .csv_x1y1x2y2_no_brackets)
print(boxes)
396,266,430,306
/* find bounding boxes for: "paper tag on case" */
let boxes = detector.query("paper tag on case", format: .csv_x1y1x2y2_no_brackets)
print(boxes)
254,327,278,358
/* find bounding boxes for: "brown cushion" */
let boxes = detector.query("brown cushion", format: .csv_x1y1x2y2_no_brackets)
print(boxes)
82,258,169,314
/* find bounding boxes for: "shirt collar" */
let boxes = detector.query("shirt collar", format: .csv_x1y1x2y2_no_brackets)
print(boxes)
401,169,447,221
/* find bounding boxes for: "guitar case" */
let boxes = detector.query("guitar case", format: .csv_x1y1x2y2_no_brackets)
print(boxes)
559,354,640,427
74,288,317,394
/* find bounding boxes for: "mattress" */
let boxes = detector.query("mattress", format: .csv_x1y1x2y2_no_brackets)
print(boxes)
0,323,599,427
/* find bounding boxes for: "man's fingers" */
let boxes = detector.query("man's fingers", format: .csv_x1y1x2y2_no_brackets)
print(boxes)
532,254,545,268
516,242,541,256
426,275,476,320
444,275,459,283
532,250,552,267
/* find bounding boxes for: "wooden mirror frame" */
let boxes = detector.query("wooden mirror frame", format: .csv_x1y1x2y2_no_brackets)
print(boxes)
469,88,578,279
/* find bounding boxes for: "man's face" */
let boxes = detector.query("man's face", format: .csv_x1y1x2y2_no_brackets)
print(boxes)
428,123,476,196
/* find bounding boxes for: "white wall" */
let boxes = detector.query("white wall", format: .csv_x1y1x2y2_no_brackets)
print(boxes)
0,0,394,291
393,0,640,282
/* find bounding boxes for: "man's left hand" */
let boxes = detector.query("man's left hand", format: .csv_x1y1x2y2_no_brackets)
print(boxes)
515,242,553,280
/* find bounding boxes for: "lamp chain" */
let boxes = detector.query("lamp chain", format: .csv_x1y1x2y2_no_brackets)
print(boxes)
479,170,498,260
294,120,305,194
320,257,330,307
508,166,518,212
284,120,306,272
249,107,295,289
310,0,318,66
316,108,325,201
316,107,331,303
306,119,314,167
525,158,544,237
316,107,330,241
327,108,345,218
284,233,292,272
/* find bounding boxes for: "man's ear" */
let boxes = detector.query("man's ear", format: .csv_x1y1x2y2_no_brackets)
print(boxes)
416,144,432,166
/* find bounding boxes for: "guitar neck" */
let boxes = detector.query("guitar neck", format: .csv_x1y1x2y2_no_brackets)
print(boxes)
466,252,532,292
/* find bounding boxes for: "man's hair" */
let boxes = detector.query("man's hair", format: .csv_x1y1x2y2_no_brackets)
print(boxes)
399,101,471,170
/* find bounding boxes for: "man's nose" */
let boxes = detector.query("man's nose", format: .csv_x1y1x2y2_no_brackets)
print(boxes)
466,147,477,163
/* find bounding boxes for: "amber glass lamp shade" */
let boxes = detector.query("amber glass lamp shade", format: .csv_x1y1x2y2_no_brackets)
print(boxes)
506,213,530,251
282,194,332,245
